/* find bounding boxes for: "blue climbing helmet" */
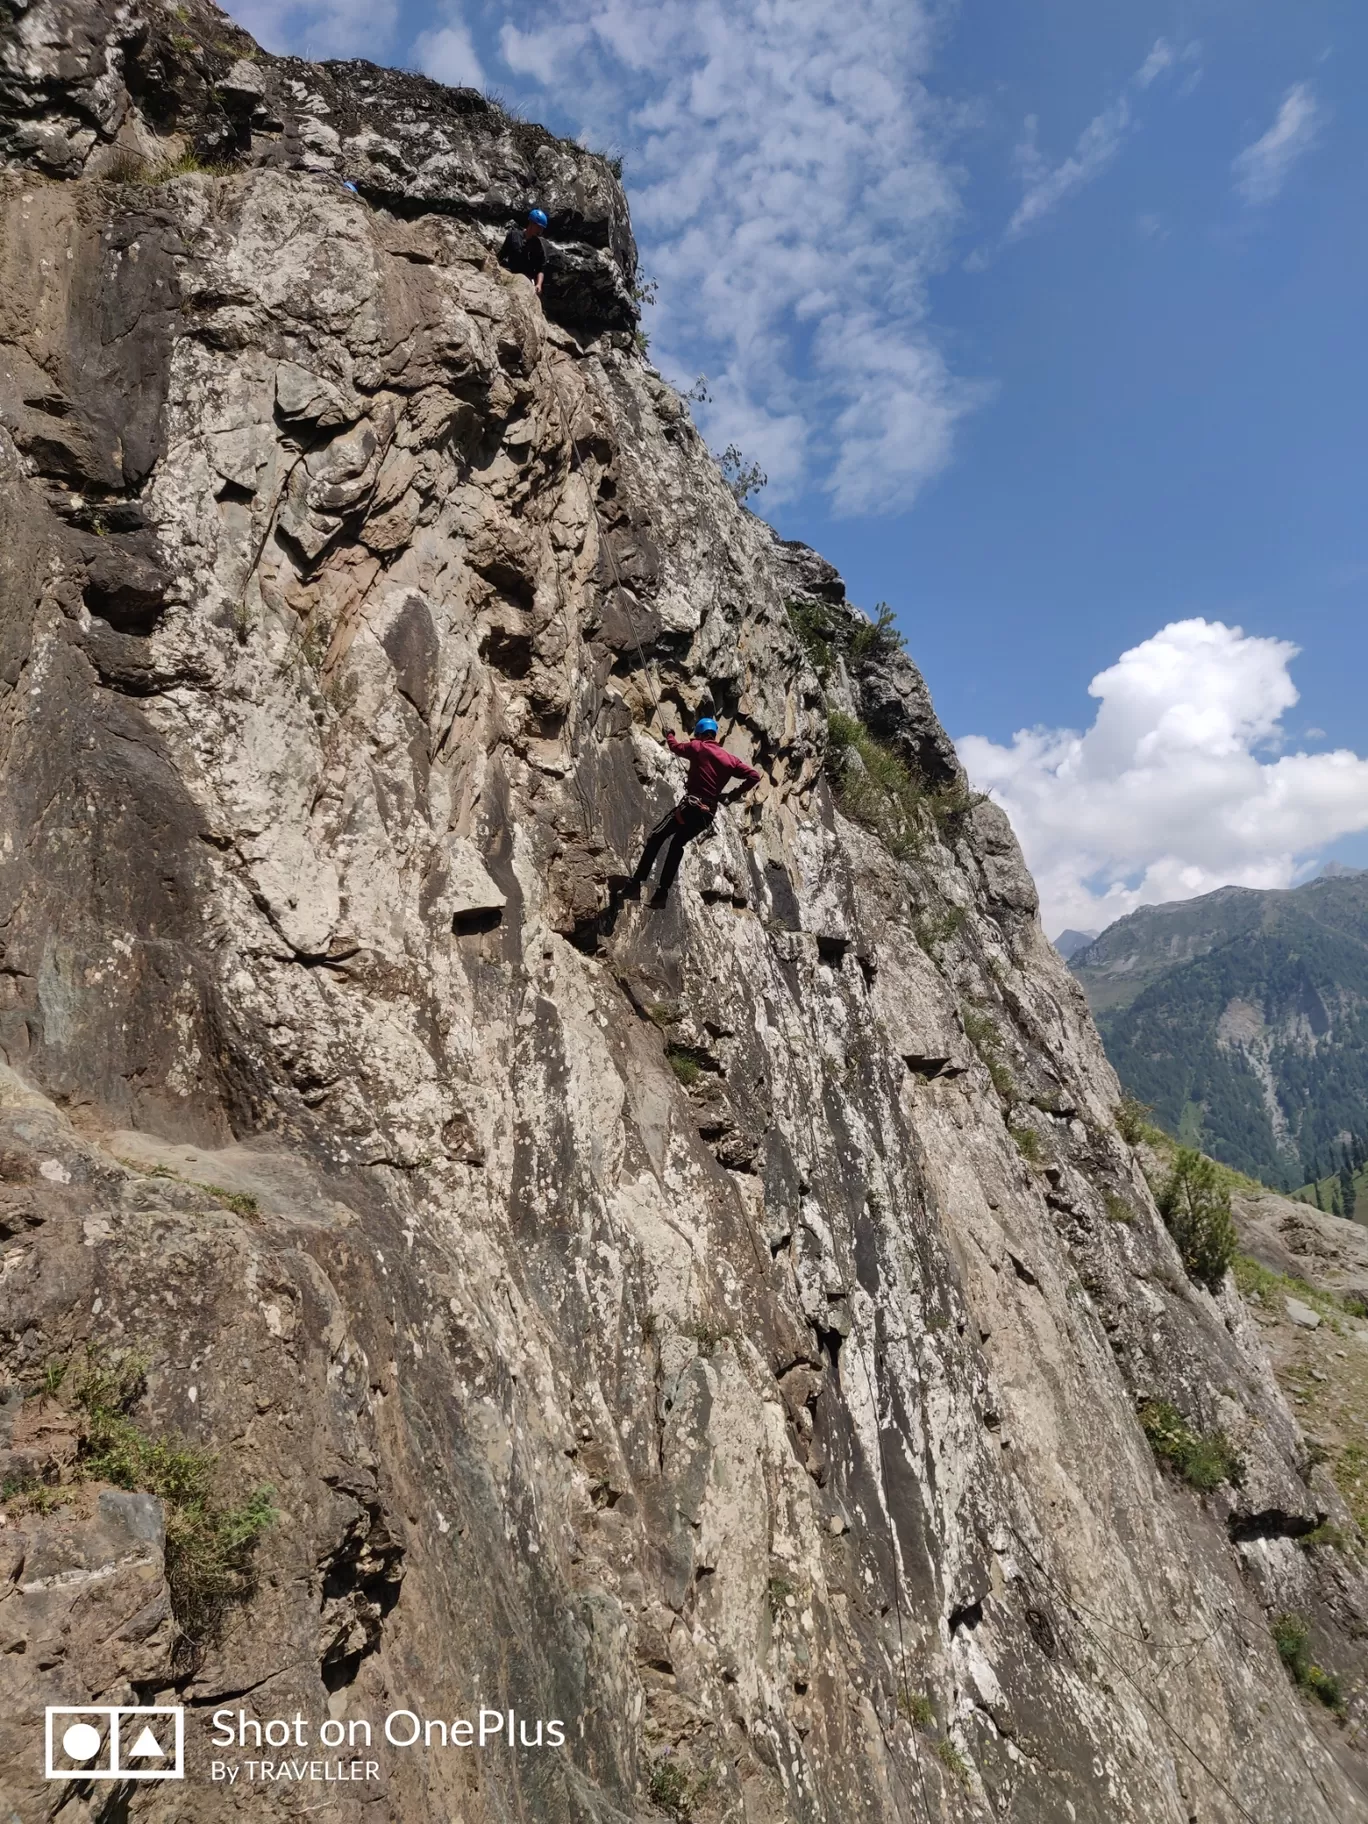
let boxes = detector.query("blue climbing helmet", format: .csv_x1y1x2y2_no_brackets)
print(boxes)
528,208,549,228
695,717,719,737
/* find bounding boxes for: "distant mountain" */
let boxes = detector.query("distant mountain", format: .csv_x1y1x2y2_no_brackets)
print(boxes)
1070,874,1368,1187
1052,928,1099,961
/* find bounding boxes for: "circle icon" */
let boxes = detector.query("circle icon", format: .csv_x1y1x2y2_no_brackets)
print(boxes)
62,1722,102,1762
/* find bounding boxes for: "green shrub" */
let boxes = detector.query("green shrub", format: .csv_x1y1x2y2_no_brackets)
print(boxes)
59,1349,275,1648
0,1473,64,1515
1139,1399,1242,1491
1103,1193,1135,1225
1297,1522,1352,1553
788,598,838,679
716,443,767,504
648,1756,709,1820
1273,1612,1347,1715
1116,1095,1157,1145
666,1046,701,1087
1156,1149,1237,1292
847,602,904,664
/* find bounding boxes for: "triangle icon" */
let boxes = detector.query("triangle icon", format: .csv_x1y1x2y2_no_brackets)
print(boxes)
129,1726,166,1759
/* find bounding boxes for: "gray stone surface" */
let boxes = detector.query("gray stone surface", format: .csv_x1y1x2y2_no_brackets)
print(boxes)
1,4,1367,1820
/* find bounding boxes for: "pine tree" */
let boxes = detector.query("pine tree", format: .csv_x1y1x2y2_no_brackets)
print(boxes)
1341,1159,1357,1221
1315,1179,1325,1212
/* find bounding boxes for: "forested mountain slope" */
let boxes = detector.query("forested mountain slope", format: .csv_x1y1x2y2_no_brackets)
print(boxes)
1072,875,1368,1186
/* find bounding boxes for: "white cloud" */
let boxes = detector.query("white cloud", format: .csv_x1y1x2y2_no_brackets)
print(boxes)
1136,36,1202,92
414,19,486,90
1136,38,1176,90
996,35,1201,251
1007,99,1130,240
957,620,1368,935
486,0,979,516
1233,82,1324,205
226,0,396,59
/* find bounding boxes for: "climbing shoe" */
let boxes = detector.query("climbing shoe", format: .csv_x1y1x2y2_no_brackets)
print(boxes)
649,889,670,909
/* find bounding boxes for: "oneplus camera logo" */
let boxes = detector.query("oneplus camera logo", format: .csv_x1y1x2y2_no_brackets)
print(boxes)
45,1706,185,1781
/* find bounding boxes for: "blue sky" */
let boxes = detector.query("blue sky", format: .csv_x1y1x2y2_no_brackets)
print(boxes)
225,0,1368,932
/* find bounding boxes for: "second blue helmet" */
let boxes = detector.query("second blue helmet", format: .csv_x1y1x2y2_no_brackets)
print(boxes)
528,208,549,227
695,717,719,736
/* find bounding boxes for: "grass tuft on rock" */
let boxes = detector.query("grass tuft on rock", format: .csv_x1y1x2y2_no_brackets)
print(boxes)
1010,1124,1044,1165
961,1005,1016,1105
935,1737,972,1786
826,713,927,861
1273,1612,1347,1716
1139,1399,1243,1492
897,1690,936,1729
823,711,981,868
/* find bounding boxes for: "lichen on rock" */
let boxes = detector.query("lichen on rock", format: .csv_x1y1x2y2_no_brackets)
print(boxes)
1,3,1367,1820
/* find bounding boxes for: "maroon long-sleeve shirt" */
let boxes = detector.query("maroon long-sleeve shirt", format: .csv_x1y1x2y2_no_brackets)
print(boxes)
666,733,762,810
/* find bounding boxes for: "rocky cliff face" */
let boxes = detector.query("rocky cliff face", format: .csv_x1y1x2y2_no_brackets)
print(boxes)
2,5,1367,1820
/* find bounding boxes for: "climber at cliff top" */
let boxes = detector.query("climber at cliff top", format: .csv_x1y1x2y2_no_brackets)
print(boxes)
498,207,549,298
622,718,764,909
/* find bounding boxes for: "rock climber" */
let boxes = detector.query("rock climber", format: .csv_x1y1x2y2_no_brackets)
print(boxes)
498,207,549,300
624,717,764,908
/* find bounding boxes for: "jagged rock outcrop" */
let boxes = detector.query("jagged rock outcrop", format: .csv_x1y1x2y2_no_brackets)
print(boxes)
2,4,1367,1819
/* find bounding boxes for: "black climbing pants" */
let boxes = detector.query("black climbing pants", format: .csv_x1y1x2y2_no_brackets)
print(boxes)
633,801,715,892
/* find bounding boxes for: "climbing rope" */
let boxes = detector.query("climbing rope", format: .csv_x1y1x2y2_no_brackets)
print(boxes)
1006,1524,1264,1824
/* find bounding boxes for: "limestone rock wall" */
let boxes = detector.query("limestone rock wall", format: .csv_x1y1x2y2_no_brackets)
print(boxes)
2,5,1367,1820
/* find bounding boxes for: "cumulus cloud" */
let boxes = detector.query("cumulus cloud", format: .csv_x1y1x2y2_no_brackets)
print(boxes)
957,620,1368,935
1233,82,1324,205
414,19,486,90
485,0,980,516
227,0,396,59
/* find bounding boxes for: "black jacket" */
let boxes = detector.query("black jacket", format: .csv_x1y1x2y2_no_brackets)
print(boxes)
498,228,548,281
